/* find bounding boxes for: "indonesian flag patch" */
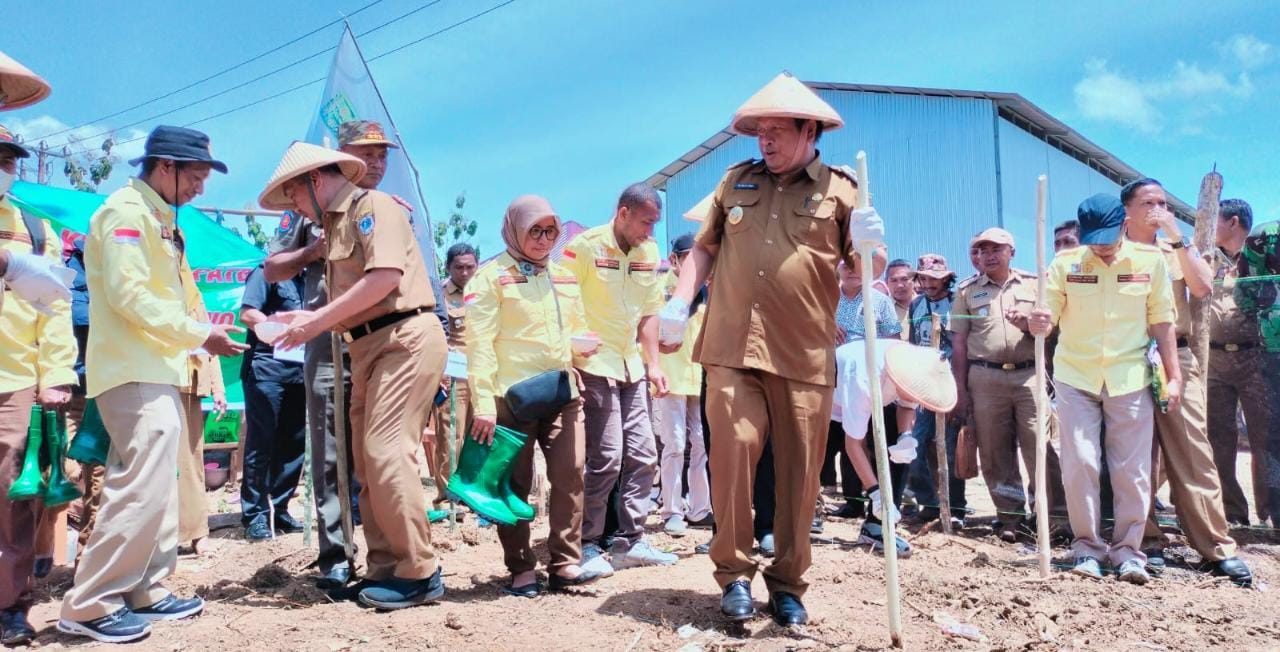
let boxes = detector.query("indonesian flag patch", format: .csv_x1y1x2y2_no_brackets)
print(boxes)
113,228,142,245
464,293,478,306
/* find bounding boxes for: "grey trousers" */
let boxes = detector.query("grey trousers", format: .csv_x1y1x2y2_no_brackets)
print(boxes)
580,372,657,544
305,339,356,572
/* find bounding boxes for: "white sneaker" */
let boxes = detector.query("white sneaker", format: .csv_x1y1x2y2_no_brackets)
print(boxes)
610,538,678,569
580,542,615,578
664,515,688,537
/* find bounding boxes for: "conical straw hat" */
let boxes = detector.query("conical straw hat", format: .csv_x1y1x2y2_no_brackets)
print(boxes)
259,141,367,211
730,72,843,137
0,50,51,111
683,192,714,222
883,343,957,412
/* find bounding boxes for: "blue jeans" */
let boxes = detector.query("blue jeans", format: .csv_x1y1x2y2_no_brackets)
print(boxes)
906,408,967,517
240,376,307,526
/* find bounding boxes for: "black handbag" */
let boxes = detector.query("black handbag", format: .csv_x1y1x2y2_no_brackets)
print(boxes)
503,269,575,422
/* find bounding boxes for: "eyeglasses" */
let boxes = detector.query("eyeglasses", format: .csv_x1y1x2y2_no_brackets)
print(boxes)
528,226,560,241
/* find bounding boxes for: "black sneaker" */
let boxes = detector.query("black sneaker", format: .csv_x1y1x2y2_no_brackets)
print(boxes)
274,512,304,534
686,514,715,529
57,608,151,644
358,568,446,610
1,609,35,646
132,594,204,621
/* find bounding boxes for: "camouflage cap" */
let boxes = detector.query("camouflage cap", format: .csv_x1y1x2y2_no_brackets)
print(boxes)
337,120,399,149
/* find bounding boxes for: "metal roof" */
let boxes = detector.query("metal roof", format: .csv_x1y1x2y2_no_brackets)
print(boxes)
645,81,1195,219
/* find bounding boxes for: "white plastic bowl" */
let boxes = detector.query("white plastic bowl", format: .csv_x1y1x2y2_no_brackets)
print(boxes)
255,321,287,344
571,335,600,354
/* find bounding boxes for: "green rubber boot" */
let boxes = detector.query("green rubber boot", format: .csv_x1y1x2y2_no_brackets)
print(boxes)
495,428,536,521
427,509,450,523
446,426,533,526
43,411,83,507
67,398,110,466
7,405,46,501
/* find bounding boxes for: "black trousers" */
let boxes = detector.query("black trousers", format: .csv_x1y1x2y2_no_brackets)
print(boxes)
861,406,906,527
240,375,307,526
822,420,860,500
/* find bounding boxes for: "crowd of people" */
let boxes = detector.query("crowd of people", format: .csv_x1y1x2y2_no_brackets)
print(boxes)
0,53,1276,647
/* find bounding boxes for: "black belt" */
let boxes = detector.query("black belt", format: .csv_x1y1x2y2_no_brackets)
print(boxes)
1176,336,1189,349
1210,341,1261,352
968,359,1034,371
342,307,428,343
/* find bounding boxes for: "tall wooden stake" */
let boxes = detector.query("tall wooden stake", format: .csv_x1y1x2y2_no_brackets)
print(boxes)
930,314,952,535
857,151,903,648
1033,175,1051,579
1190,166,1223,401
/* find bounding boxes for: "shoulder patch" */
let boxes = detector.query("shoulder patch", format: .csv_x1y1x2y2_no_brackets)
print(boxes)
955,274,980,290
358,214,374,236
727,158,756,170
829,164,857,185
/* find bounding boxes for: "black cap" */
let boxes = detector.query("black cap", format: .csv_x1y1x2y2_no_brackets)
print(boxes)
0,124,29,158
671,233,695,254
128,125,227,173
1077,194,1125,245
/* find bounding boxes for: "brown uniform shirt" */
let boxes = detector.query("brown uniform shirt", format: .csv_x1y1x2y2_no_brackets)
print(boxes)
322,182,435,331
693,154,857,387
950,268,1038,364
1156,239,1194,338
443,279,467,350
1210,246,1260,345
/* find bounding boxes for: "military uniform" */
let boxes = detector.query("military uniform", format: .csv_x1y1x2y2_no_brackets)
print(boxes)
1205,246,1269,524
1234,221,1280,525
695,154,856,597
321,182,446,581
951,268,1067,528
429,279,471,508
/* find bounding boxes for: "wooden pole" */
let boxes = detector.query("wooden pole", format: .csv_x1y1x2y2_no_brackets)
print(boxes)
856,151,903,648
930,314,952,535
1190,167,1223,402
1032,175,1051,579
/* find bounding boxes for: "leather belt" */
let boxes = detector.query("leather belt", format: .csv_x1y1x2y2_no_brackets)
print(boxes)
968,359,1034,371
342,307,428,343
1210,341,1260,352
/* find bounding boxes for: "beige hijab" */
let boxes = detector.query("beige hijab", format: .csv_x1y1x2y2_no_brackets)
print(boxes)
502,194,561,271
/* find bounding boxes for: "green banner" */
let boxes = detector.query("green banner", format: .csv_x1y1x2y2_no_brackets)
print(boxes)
10,179,265,409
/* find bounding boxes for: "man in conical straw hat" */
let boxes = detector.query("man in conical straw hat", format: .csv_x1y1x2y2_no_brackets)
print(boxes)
263,141,449,610
659,71,887,626
0,51,50,112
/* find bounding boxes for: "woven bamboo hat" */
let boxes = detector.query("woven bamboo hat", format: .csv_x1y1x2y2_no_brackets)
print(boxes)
0,50,51,111
884,343,957,412
259,141,366,211
730,72,844,137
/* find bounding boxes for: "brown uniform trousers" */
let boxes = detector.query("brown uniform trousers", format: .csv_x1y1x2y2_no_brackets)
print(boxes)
429,379,470,508
1207,347,1271,524
177,391,208,543
1145,347,1237,561
705,365,830,597
969,365,1068,522
0,388,39,612
495,398,585,575
348,313,446,580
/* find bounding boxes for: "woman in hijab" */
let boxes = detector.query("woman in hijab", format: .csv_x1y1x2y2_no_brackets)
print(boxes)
467,195,605,596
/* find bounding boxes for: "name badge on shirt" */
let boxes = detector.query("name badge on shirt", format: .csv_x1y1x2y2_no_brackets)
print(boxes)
734,183,758,190
445,350,468,379
1117,274,1150,283
594,258,620,270
628,262,656,273
498,274,529,285
1066,274,1098,284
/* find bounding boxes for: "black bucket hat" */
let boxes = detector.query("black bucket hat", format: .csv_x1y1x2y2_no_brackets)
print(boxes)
128,125,227,173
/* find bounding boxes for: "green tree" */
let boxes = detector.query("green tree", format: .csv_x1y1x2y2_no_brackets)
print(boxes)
433,191,478,277
244,214,269,252
62,136,117,192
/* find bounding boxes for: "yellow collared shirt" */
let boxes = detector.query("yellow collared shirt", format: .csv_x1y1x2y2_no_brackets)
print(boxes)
1045,240,1176,395
0,197,77,393
86,178,211,398
561,222,663,383
465,252,590,417
657,270,704,397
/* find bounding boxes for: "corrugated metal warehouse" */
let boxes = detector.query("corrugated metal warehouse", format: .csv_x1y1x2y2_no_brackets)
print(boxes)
648,81,1192,272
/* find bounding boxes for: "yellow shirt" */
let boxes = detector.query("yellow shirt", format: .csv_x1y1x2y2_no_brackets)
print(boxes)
1044,240,1176,395
86,179,211,398
465,252,591,416
562,222,663,383
0,197,77,393
657,270,705,397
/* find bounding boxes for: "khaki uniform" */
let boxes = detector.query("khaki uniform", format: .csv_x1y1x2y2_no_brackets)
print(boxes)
323,183,446,581
1142,240,1237,561
1206,247,1270,523
695,155,855,597
428,279,471,508
177,260,224,544
894,302,910,341
951,270,1066,524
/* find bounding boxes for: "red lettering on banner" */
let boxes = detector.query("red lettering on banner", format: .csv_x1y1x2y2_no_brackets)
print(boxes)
208,311,236,325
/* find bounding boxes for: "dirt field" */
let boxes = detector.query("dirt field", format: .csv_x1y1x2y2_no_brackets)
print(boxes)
22,457,1280,651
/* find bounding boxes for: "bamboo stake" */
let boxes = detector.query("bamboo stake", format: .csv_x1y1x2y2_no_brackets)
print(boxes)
1190,166,1223,402
930,314,952,535
856,151,903,648
1033,175,1051,579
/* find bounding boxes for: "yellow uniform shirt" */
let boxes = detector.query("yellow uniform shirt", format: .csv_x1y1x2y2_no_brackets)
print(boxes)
657,270,705,397
1044,240,1176,395
86,179,211,398
0,197,77,393
465,252,590,417
562,222,663,383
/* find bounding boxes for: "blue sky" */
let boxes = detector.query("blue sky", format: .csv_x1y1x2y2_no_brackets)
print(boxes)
6,1,1278,257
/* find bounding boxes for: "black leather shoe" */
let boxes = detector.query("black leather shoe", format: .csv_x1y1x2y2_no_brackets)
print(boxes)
768,591,808,626
1207,557,1253,588
1143,549,1166,576
33,557,52,579
548,569,604,592
828,500,864,519
316,565,352,590
1,609,35,647
326,579,375,602
695,542,711,555
245,520,272,542
810,516,824,534
274,513,304,534
720,580,754,621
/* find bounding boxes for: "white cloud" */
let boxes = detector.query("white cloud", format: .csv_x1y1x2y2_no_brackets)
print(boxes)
1218,33,1272,70
2,114,146,187
1145,61,1252,99
1073,58,1162,134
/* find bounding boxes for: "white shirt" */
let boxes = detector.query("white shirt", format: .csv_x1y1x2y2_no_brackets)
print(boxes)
833,339,917,440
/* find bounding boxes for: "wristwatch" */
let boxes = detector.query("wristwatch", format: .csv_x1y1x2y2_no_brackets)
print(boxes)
1170,236,1192,250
